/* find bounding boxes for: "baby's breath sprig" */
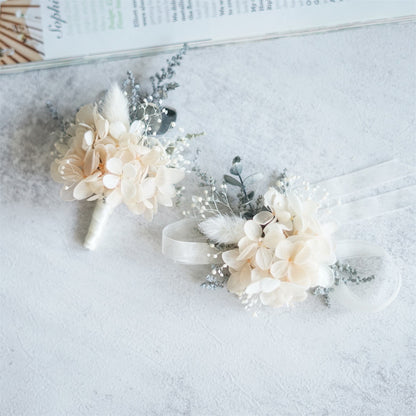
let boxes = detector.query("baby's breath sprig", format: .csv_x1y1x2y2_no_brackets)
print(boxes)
188,165,236,219
201,263,230,289
165,132,204,157
275,168,290,195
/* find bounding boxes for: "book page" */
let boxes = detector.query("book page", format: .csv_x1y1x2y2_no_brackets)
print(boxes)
0,0,414,72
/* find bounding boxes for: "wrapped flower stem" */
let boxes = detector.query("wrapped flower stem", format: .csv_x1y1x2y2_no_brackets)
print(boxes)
84,198,119,250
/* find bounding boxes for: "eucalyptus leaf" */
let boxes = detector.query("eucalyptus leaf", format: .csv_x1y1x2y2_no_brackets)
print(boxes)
224,175,242,187
247,191,255,200
232,156,241,164
230,163,242,176
244,173,264,185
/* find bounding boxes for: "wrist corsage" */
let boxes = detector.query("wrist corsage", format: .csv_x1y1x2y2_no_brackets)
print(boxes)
163,157,414,312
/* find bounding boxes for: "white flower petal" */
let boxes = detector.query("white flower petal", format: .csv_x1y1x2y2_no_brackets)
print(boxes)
260,283,307,307
95,117,109,139
288,264,311,287
237,242,258,261
60,184,76,201
246,277,280,295
123,162,138,179
157,192,173,207
103,174,120,189
294,244,312,265
106,157,123,175
275,239,293,260
143,208,154,221
244,220,262,241
259,290,281,306
315,266,334,288
83,130,94,148
157,183,176,198
222,249,245,271
263,187,278,209
83,148,99,176
255,246,273,271
121,180,136,201
276,210,292,230
140,178,157,199
263,224,285,249
109,121,127,139
73,180,93,200
227,264,251,295
253,211,274,225
157,166,185,186
251,267,270,282
143,199,154,209
270,260,288,278
50,160,64,183
76,104,94,125
130,120,145,136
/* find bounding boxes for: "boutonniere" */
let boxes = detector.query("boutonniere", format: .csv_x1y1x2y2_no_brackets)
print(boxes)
50,47,198,250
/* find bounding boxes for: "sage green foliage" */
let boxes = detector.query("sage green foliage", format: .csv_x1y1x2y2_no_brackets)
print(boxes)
312,261,376,307
223,156,264,219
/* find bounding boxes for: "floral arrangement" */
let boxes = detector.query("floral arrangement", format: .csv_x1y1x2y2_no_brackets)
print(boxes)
163,157,381,310
51,47,196,250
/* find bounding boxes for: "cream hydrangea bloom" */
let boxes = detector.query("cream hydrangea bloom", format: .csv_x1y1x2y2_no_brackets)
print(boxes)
52,84,185,212
221,190,336,308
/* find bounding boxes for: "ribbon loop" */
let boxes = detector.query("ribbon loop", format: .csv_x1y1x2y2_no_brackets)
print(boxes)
332,240,401,312
162,218,219,265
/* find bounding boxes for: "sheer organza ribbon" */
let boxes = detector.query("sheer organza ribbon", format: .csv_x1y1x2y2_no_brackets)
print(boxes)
162,160,415,311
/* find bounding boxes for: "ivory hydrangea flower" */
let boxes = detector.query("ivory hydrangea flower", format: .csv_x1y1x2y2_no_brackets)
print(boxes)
220,190,336,308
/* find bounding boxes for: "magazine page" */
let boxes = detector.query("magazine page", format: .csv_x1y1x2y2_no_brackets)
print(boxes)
0,0,414,72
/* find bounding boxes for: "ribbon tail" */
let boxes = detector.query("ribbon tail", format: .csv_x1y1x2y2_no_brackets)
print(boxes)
315,159,416,200
328,185,416,224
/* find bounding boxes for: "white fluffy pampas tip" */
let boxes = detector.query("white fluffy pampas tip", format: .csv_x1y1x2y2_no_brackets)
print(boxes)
102,83,130,127
198,215,246,245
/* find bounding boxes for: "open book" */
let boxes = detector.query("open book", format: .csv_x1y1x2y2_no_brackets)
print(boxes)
0,0,414,73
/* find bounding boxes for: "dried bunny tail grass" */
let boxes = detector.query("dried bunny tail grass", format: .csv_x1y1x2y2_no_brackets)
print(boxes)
199,215,245,245
102,84,130,127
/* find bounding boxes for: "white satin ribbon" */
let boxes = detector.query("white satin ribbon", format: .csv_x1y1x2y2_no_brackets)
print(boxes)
316,159,415,200
329,185,416,224
162,219,218,265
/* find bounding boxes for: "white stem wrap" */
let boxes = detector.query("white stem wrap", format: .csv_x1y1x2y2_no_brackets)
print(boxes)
84,199,118,251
